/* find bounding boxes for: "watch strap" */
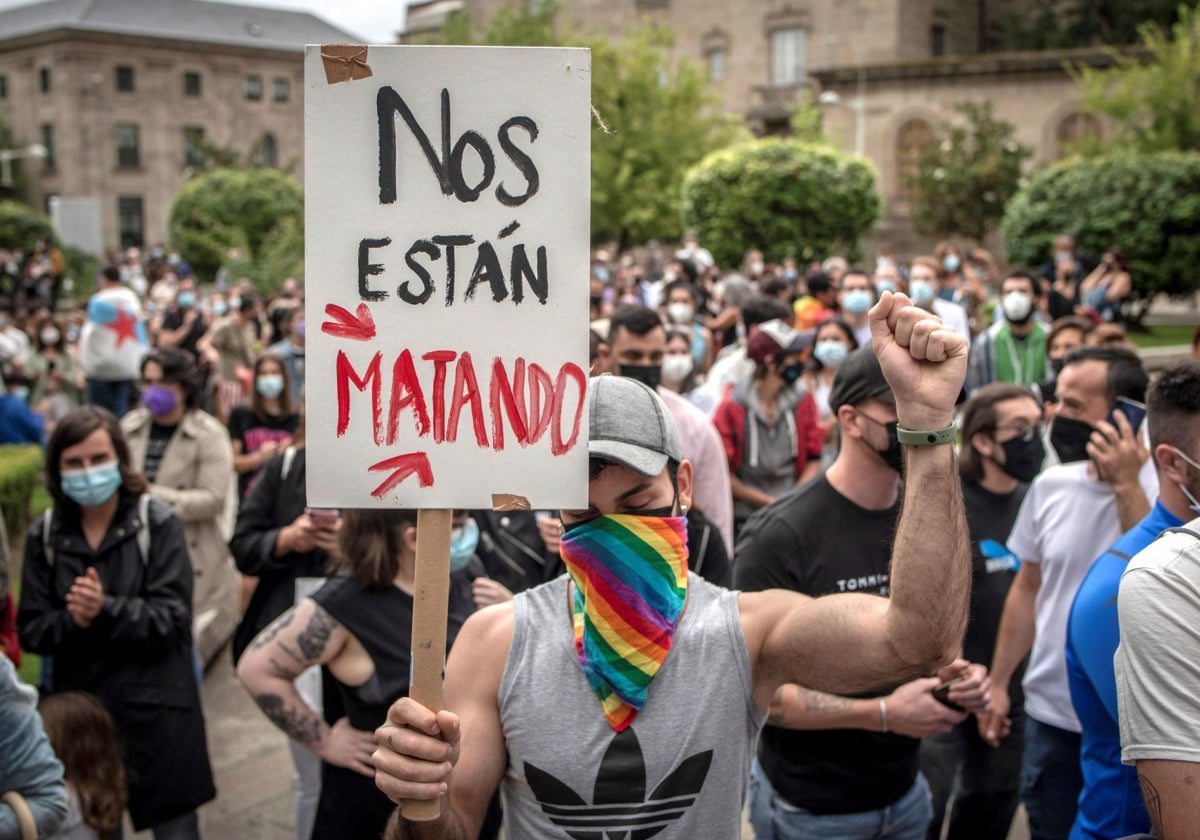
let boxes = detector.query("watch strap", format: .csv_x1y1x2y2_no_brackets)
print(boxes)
896,423,957,447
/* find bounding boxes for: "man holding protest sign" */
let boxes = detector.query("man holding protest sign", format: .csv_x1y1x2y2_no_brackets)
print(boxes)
372,290,972,839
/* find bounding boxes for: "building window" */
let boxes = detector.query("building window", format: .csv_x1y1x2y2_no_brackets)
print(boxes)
272,77,290,102
771,28,806,85
0,75,7,99
183,126,206,169
116,65,135,92
40,124,55,172
895,118,934,197
244,75,263,101
39,67,51,93
1056,112,1101,159
707,48,727,82
118,196,145,249
258,133,278,168
184,71,202,97
931,24,946,57
116,123,140,169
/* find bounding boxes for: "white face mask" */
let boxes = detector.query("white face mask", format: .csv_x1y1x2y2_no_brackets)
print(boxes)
666,303,695,325
1173,447,1200,514
660,353,694,385
1001,291,1034,323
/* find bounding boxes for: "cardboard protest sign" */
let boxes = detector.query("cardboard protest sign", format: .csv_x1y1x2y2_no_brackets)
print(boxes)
304,46,592,509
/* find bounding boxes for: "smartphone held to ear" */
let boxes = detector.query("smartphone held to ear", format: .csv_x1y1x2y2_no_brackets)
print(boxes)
1107,396,1147,434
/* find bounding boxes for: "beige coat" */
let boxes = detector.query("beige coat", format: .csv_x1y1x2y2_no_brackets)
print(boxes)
122,407,238,665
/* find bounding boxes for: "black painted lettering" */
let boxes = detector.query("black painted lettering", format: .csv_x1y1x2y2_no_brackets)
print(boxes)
465,241,507,303
433,234,475,307
496,116,540,207
377,86,453,204
449,131,495,202
358,238,391,301
510,243,548,305
400,240,439,304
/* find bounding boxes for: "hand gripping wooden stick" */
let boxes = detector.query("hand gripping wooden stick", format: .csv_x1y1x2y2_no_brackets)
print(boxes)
400,508,454,822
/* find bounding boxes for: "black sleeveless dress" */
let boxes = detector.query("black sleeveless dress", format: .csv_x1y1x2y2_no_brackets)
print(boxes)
308,573,473,840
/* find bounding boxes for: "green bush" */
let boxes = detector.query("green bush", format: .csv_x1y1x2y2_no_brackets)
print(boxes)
0,200,56,253
168,167,304,291
680,138,881,267
0,445,43,545
1001,151,1200,318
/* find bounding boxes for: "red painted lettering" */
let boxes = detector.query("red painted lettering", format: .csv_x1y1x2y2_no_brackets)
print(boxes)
488,356,528,451
386,349,431,445
336,350,383,444
446,352,488,447
550,363,587,456
422,350,457,442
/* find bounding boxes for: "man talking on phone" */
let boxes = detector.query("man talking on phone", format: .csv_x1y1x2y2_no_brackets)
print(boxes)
982,346,1157,840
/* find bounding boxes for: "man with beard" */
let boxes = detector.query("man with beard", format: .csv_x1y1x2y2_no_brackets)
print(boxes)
966,272,1048,395
1066,363,1200,839
373,293,973,840
922,384,1046,839
981,346,1157,840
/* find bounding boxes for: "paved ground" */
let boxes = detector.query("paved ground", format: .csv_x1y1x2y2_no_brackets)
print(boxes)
128,648,1030,840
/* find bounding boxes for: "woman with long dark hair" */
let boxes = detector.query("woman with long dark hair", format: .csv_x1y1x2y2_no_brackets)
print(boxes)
227,352,299,501
40,691,127,840
237,508,474,840
18,406,215,839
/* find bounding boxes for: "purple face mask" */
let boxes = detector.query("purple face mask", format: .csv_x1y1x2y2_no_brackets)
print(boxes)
142,384,178,418
294,319,306,338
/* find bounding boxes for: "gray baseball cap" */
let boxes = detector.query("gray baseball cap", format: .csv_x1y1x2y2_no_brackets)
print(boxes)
588,375,683,477
828,346,896,412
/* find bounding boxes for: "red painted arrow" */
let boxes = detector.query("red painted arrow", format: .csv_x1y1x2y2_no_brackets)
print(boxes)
321,302,376,341
369,452,435,497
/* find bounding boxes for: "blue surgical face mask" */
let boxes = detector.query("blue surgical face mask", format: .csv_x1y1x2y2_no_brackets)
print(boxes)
909,279,936,306
449,518,480,572
256,374,285,399
842,289,874,315
61,461,123,507
211,301,228,317
943,254,961,273
875,278,897,295
814,340,848,368
177,291,196,309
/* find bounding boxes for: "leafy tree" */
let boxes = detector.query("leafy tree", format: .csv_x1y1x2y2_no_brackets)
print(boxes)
1071,6,1200,153
1000,1,1197,50
1001,151,1200,322
432,1,742,246
906,102,1031,242
0,200,55,252
680,138,880,267
167,168,303,291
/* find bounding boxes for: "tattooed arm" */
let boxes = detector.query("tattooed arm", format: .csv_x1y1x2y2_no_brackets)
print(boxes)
1135,760,1200,837
236,598,377,777
767,674,967,738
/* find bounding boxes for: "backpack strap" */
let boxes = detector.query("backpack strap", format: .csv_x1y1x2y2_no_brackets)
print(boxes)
1163,526,1200,541
42,508,55,567
280,446,297,481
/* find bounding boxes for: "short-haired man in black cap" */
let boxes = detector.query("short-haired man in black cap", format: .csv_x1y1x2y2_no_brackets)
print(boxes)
373,293,974,840
735,345,992,839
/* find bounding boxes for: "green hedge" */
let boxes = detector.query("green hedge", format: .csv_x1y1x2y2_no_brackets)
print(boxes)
680,138,881,267
0,445,43,544
1001,151,1200,316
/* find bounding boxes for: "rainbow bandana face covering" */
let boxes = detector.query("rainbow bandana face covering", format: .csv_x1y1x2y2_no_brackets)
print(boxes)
559,513,689,732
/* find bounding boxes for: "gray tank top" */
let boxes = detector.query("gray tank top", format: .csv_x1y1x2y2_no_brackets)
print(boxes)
498,573,764,839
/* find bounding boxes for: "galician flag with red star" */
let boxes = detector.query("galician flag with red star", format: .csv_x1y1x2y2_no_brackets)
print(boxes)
80,286,148,381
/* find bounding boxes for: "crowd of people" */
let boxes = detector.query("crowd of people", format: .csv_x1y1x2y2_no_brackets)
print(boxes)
1,234,1199,840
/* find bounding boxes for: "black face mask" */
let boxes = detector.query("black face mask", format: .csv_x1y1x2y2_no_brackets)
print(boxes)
861,412,904,475
997,432,1046,483
780,362,805,385
619,364,661,391
1050,415,1094,463
1048,357,1066,376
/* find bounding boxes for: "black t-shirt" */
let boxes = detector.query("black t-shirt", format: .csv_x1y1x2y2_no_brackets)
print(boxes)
226,406,300,498
961,480,1028,707
734,474,913,815
161,307,208,358
143,422,177,483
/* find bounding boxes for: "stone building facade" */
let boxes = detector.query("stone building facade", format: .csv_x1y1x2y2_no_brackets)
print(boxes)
434,0,1114,256
0,0,357,253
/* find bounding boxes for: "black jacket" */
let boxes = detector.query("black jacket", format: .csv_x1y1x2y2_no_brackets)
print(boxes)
229,447,330,664
17,493,216,830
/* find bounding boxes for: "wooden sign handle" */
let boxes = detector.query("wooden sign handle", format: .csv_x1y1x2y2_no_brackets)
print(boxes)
400,508,454,822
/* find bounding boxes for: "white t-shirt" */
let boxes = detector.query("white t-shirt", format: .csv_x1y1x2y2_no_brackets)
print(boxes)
1116,517,1200,765
80,285,146,381
1007,458,1158,732
932,298,971,341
